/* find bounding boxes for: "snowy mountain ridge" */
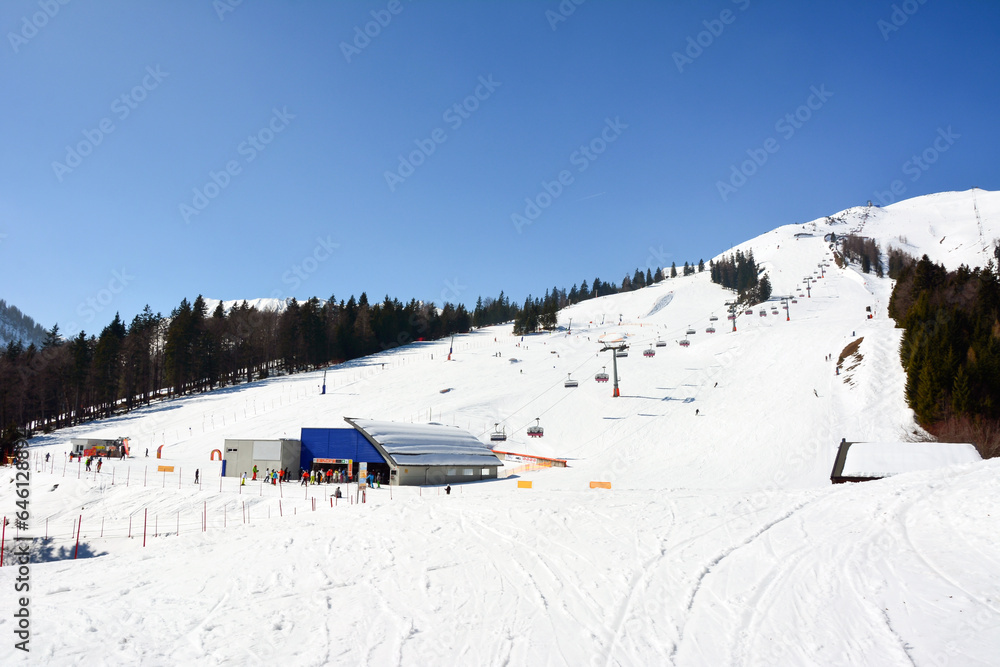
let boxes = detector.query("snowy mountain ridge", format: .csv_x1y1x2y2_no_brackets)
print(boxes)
0,298,48,348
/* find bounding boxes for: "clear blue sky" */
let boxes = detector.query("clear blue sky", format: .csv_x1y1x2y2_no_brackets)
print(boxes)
2,0,998,336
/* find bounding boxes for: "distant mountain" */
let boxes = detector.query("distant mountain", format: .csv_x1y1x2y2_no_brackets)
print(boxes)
0,299,48,348
201,297,296,314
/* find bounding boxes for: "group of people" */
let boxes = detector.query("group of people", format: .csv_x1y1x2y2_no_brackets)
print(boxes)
239,465,389,491
250,465,290,485
301,468,353,485
83,457,103,473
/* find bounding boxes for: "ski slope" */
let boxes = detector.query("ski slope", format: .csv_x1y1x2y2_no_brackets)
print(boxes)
2,189,999,666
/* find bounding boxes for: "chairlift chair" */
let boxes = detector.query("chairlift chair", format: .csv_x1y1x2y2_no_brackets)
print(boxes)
745,309,753,316
527,418,544,438
679,339,690,347
564,373,579,388
490,423,507,442
709,315,719,321
686,327,696,335
643,346,655,358
706,326,716,334
616,349,628,358
655,339,667,347
595,367,610,382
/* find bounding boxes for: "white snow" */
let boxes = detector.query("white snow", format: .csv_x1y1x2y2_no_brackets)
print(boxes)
841,441,982,478
201,297,296,314
348,419,502,466
2,189,999,665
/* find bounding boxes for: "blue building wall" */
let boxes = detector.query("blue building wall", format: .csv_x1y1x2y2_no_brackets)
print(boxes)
300,428,386,469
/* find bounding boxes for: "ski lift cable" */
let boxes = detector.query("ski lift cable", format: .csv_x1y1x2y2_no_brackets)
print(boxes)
476,352,605,438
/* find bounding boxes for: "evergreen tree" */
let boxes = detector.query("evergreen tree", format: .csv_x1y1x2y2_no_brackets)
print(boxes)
758,274,772,302
670,262,677,278
952,365,971,415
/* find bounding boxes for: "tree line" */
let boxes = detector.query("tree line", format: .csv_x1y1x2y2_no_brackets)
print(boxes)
836,233,884,276
709,250,771,303
890,251,1000,458
2,255,718,444
0,293,470,442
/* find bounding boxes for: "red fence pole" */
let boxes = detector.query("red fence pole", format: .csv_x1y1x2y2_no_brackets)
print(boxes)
143,509,147,547
1,517,6,567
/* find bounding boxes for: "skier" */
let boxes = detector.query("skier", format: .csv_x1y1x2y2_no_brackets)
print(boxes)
334,486,342,499
695,409,699,416
45,453,50,462
445,485,452,495
96,460,102,473
145,448,149,457
252,465,258,481
241,473,247,486
194,469,200,484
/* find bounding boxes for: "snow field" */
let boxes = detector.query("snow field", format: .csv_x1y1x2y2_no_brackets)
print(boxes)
2,189,999,665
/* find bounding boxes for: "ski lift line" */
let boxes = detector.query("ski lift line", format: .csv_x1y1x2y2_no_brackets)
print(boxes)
474,353,605,438
563,335,749,458
482,310,743,439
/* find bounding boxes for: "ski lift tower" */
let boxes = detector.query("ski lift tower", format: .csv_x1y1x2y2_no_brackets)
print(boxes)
600,341,628,397
818,262,826,279
782,296,791,321
729,303,738,332
805,278,812,299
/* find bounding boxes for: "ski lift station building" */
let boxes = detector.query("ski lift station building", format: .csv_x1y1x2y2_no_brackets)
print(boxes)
222,438,301,479
298,418,502,486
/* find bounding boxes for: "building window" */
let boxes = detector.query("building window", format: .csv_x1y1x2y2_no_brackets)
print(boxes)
463,469,474,476
482,468,490,476
447,469,457,476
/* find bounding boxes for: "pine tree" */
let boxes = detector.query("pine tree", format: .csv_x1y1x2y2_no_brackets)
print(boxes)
952,365,971,415
670,262,677,278
698,259,705,273
758,274,772,302
915,362,939,422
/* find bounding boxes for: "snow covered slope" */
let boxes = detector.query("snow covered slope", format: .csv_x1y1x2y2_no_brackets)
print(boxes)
2,190,998,666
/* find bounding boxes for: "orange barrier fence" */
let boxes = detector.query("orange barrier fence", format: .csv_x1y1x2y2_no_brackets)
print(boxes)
517,481,532,489
589,481,612,489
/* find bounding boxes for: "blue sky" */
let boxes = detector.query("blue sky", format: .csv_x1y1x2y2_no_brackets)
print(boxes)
2,0,998,335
